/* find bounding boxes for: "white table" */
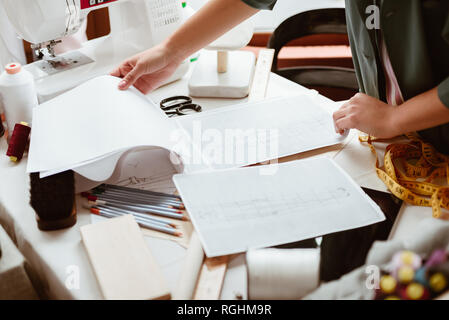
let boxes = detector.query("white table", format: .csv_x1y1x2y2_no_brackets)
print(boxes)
0,68,437,299
0,225,38,299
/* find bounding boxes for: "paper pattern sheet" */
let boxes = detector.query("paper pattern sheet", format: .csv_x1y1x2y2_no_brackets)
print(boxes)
174,158,385,257
27,77,347,182
176,94,347,171
27,76,177,174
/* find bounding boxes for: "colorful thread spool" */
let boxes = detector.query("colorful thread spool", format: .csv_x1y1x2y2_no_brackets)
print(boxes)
0,116,4,138
414,267,429,286
380,275,397,295
400,282,430,300
398,265,415,284
391,251,422,279
396,250,421,268
429,272,447,293
6,121,31,162
375,249,449,300
425,249,447,268
1,113,6,138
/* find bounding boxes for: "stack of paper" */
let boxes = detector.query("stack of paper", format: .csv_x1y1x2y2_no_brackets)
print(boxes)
27,76,347,182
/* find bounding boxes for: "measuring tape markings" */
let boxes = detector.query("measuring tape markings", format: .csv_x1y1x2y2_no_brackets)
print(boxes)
360,134,449,218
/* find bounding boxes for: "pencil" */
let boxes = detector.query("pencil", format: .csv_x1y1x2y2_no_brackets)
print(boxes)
100,184,182,200
88,199,187,220
90,207,182,237
90,189,185,209
96,205,177,228
87,194,184,214
93,185,183,202
93,187,184,208
83,202,177,227
87,191,183,209
99,206,174,229
95,188,184,206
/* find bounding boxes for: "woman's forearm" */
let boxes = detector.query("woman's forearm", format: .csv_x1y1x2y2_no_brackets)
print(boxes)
165,0,259,63
394,87,449,134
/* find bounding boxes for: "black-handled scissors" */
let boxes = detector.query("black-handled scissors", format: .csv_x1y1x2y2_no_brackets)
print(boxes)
160,96,202,117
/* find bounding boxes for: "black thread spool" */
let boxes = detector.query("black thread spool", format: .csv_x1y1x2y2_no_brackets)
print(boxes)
30,170,77,231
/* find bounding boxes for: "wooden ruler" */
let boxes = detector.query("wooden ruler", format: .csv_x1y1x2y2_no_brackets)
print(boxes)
248,48,275,102
193,255,230,300
172,232,204,300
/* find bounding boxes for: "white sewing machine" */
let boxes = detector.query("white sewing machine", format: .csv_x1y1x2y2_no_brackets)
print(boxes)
1,0,190,102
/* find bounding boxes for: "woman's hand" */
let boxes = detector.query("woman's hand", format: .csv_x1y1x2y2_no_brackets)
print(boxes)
110,43,182,94
110,0,259,94
333,93,398,138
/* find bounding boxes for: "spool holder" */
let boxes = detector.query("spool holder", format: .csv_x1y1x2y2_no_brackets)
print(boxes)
188,50,255,99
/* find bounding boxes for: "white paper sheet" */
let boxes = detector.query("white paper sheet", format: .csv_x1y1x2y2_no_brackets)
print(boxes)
27,75,177,173
27,77,347,183
176,95,348,170
173,158,385,257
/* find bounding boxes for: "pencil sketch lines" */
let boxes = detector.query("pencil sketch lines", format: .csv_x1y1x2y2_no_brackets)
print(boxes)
193,187,351,223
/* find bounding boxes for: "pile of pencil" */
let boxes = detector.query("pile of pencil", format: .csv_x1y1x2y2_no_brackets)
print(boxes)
81,184,186,237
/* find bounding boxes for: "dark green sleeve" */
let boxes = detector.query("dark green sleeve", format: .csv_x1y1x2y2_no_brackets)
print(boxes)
438,14,449,108
240,0,277,10
437,77,449,108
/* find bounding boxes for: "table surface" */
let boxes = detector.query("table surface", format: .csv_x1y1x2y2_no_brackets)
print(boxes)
0,65,439,300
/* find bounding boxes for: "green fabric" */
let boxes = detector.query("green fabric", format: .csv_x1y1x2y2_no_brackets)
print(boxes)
242,0,449,154
240,0,276,10
346,0,449,154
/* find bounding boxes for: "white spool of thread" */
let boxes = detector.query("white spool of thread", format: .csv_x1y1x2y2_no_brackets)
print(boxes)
246,248,321,300
0,63,38,139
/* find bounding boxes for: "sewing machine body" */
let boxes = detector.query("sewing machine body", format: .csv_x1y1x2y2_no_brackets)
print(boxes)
2,0,189,102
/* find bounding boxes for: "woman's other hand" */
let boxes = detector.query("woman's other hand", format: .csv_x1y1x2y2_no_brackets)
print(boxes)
333,93,398,138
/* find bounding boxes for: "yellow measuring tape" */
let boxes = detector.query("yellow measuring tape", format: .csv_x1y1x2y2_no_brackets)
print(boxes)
359,133,449,218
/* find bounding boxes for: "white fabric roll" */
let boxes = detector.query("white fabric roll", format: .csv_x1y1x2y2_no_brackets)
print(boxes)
0,65,38,137
247,248,320,300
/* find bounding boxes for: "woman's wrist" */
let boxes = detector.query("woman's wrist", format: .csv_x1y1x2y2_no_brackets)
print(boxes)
163,37,190,65
386,106,404,137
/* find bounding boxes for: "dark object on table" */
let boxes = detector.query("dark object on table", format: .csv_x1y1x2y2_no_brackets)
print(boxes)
30,170,77,231
274,187,402,282
0,119,4,138
319,187,403,282
160,95,202,117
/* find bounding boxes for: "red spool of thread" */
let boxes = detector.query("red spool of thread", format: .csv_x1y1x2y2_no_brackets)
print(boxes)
6,122,31,162
0,113,5,138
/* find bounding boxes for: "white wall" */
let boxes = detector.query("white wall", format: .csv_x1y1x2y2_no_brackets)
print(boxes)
187,0,345,32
